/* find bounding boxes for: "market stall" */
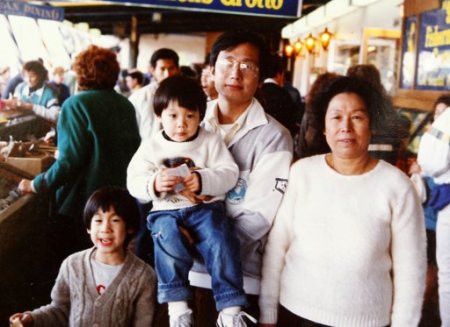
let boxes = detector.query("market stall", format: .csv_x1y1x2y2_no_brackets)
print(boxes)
0,163,54,324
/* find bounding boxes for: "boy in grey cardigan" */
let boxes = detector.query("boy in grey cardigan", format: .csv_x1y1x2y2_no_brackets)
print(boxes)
10,187,156,327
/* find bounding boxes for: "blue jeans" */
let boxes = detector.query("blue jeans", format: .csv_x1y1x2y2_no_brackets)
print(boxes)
148,201,247,311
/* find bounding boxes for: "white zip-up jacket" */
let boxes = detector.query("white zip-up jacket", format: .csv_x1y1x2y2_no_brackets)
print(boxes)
190,98,293,294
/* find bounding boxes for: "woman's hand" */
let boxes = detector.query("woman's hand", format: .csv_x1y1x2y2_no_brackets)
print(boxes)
2,98,33,111
10,312,34,326
3,98,19,110
154,168,182,193
18,179,35,194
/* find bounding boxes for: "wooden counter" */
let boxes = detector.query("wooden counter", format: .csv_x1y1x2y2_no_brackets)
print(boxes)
0,163,54,324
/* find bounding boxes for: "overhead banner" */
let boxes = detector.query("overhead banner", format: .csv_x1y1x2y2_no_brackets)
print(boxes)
0,1,64,21
104,0,301,18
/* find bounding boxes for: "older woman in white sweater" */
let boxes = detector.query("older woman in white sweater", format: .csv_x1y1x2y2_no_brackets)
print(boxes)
259,76,426,327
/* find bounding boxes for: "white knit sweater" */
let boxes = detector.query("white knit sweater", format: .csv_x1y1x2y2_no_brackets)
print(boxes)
127,127,238,211
259,155,426,327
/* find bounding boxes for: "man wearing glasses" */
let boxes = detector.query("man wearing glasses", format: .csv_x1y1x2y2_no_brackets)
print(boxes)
189,31,293,326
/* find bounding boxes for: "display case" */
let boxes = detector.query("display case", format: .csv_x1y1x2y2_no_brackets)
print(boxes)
0,113,52,142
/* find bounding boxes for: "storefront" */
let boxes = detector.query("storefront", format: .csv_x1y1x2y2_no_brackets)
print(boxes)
281,0,403,97
395,0,450,111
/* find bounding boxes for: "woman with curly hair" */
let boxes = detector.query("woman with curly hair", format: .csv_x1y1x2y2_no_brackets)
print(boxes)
18,45,141,261
4,60,60,122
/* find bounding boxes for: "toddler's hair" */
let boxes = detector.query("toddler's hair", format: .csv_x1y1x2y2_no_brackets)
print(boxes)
153,75,207,120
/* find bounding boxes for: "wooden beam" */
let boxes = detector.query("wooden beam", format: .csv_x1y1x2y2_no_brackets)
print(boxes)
393,89,444,112
404,0,440,17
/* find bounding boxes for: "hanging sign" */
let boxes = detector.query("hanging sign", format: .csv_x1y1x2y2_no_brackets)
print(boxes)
103,0,301,18
415,5,450,90
0,1,64,21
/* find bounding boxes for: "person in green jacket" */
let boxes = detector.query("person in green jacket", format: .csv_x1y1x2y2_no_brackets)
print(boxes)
18,45,141,262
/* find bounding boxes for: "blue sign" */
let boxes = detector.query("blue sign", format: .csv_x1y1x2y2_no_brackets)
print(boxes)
0,1,64,21
415,7,450,90
104,0,301,18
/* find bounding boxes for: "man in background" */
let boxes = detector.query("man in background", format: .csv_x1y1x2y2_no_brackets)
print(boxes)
129,48,180,141
125,69,145,95
259,53,300,138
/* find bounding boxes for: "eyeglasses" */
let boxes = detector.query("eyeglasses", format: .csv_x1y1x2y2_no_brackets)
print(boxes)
216,58,259,75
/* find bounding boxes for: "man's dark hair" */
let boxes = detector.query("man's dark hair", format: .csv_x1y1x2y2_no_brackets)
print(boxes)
263,53,284,80
83,187,139,248
153,75,207,120
209,31,269,81
150,48,179,68
128,70,144,85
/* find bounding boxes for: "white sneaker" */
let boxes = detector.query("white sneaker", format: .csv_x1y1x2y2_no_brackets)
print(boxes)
170,309,193,327
216,311,257,327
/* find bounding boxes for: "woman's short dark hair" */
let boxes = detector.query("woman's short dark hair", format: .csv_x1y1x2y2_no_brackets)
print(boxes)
209,31,269,81
153,75,206,120
23,60,48,85
310,76,386,133
73,45,120,91
83,187,139,248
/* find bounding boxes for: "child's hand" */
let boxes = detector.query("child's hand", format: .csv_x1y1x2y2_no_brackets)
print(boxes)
154,168,182,193
10,313,33,326
183,172,200,193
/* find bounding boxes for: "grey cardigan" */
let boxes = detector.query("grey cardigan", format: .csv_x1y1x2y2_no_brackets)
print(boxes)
29,247,156,327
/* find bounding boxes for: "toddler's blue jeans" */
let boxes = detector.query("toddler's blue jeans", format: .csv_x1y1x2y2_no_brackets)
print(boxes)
148,201,247,311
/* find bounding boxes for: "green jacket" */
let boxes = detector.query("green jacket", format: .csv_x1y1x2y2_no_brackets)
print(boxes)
33,89,140,218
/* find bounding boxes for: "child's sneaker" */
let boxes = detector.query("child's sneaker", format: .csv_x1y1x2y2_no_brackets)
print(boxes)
170,309,193,327
216,311,257,327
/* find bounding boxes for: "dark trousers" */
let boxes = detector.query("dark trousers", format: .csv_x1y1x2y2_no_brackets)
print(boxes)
133,201,154,265
277,305,330,327
277,306,390,327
